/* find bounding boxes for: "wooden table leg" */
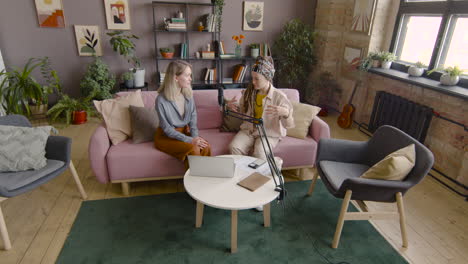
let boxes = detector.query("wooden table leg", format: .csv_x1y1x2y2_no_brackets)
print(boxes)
231,210,238,253
263,203,271,227
196,201,204,228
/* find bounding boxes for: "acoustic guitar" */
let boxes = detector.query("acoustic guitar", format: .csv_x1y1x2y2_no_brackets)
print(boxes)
337,81,361,129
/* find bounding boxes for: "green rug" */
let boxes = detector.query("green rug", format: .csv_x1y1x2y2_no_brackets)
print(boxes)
57,181,407,264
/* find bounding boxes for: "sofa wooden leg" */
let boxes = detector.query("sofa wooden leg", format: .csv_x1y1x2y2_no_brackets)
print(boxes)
122,182,130,196
307,172,319,196
396,192,408,248
69,160,88,200
0,200,12,250
332,190,352,249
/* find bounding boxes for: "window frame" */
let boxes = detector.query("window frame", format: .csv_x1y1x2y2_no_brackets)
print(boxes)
389,0,468,87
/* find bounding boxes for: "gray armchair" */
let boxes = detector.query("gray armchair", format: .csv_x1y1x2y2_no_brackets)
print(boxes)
307,125,434,249
0,115,87,250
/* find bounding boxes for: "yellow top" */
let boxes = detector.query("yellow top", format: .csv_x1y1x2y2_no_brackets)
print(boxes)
254,93,267,120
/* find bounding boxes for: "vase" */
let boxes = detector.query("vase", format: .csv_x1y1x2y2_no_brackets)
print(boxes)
235,45,242,58
408,66,424,77
381,61,392,69
440,74,459,86
251,48,259,58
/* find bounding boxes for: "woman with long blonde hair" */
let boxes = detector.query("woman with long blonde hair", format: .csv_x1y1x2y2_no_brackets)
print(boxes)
155,60,211,167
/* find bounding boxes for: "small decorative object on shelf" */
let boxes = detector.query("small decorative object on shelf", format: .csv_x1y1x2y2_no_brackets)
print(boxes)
160,47,174,58
250,43,260,58
232,34,245,58
198,21,204,31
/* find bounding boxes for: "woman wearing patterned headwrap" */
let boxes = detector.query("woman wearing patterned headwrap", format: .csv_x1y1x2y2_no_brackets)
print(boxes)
226,56,294,160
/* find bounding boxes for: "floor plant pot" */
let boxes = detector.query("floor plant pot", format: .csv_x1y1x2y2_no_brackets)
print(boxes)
381,61,392,69
408,66,424,77
29,104,48,116
72,110,87,125
440,74,459,86
133,68,146,87
124,79,134,88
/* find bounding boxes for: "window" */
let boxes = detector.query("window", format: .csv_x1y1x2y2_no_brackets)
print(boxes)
391,0,468,77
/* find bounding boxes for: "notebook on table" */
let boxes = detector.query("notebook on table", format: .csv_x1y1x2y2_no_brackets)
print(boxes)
237,172,271,191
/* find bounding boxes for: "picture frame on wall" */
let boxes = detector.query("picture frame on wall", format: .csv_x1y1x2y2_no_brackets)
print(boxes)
243,1,264,31
74,25,103,56
342,45,364,79
104,0,131,30
351,0,377,35
34,0,65,28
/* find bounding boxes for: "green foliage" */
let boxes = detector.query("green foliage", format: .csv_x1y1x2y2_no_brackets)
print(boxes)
121,71,134,82
0,58,44,115
39,56,62,104
414,61,427,68
159,47,174,53
249,43,260,49
272,18,316,89
107,30,140,69
80,56,116,100
378,51,397,62
212,0,225,32
47,92,97,125
428,65,465,77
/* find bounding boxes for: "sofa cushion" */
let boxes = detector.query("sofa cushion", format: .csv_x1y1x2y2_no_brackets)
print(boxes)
287,102,321,139
320,161,370,191
193,90,223,129
129,105,159,144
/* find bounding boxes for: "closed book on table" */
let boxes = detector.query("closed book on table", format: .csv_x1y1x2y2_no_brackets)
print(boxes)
238,172,271,191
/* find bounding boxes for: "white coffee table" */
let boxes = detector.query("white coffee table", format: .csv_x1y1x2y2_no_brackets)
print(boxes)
183,155,281,253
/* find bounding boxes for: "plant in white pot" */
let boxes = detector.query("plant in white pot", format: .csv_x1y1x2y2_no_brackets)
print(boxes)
408,61,426,77
429,66,465,86
107,31,145,87
379,51,397,69
249,43,260,58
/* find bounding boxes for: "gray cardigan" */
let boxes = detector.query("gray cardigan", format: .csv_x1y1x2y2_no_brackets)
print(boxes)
155,95,199,143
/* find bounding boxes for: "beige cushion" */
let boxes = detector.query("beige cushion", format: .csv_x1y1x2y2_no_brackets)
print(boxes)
94,90,145,145
361,144,416,181
286,102,321,139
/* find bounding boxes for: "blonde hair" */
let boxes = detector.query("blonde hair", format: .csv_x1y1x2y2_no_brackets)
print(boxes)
157,60,193,101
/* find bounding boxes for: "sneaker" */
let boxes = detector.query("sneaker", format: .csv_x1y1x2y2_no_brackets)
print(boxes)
255,206,263,212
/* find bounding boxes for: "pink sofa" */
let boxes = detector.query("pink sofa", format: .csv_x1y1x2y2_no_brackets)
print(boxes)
89,89,330,194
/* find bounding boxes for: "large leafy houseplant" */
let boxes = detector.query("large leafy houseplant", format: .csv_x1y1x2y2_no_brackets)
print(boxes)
80,56,116,100
107,30,140,71
272,19,316,93
0,58,44,115
211,0,225,32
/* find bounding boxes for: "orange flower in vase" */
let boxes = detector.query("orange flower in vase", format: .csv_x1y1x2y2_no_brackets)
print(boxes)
232,34,245,58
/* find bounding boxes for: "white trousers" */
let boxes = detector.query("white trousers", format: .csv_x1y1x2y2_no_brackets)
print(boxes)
229,130,279,160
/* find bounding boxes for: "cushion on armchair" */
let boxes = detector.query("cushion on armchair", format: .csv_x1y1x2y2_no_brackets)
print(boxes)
0,125,56,172
361,144,416,181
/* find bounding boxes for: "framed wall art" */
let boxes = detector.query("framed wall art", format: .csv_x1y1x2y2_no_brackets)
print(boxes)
74,25,102,56
34,0,65,28
243,1,264,31
351,0,376,35
104,0,131,30
342,45,364,79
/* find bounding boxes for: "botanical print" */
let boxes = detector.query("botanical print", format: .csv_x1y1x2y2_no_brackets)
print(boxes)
104,0,131,30
351,0,376,34
34,0,65,28
342,46,363,79
243,1,264,31
74,25,102,56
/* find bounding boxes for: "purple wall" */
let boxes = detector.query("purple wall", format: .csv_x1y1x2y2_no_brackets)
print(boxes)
0,0,315,97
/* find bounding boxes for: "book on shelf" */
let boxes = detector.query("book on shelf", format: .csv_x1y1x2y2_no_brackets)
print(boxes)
222,77,233,84
180,43,187,58
203,68,217,81
159,72,166,83
232,64,246,82
260,43,272,57
202,13,218,32
171,18,185,23
219,53,236,59
202,51,215,59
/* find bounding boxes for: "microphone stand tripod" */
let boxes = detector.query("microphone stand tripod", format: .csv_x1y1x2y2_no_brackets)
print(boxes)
220,93,286,203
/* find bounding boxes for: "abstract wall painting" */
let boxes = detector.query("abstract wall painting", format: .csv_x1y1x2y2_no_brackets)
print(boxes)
104,0,131,30
34,0,65,28
351,0,376,35
74,25,102,56
342,45,364,79
243,1,264,31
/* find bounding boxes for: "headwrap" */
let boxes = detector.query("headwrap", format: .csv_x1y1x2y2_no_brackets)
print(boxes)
252,56,275,83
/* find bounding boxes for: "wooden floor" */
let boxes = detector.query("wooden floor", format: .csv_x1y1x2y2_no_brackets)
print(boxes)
0,114,467,264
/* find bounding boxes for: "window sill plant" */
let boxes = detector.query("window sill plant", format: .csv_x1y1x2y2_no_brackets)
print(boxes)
408,61,426,77
159,47,174,59
428,66,465,86
378,51,397,69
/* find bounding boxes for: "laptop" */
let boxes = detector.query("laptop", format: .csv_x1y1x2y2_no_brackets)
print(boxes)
187,156,235,178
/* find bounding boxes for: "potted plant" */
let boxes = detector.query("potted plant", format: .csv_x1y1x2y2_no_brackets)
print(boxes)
250,43,260,58
80,56,116,100
369,52,380,68
408,61,426,77
47,92,96,125
211,0,225,32
159,47,175,59
429,66,465,86
0,58,45,116
378,51,397,69
29,57,63,116
107,30,145,87
121,71,134,88
272,18,316,94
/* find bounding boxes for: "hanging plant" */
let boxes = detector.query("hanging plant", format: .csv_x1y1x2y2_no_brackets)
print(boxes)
212,0,225,32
